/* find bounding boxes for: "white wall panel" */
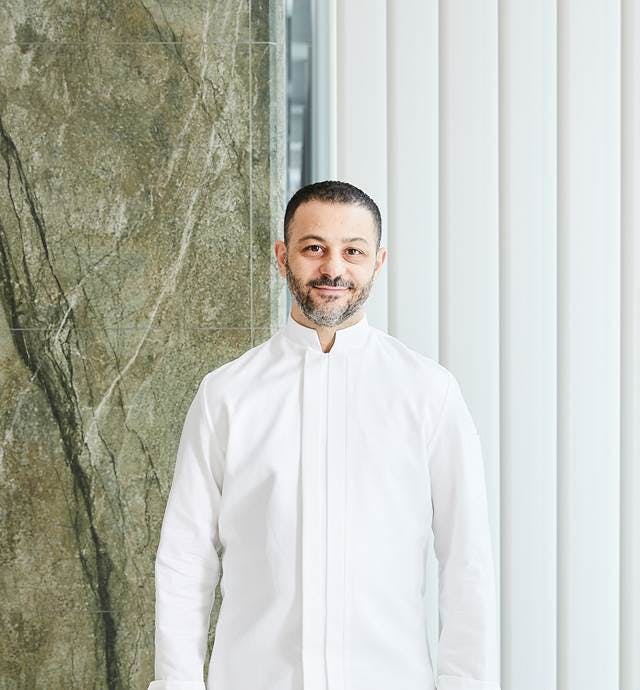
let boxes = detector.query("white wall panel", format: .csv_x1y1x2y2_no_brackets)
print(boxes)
621,1,640,689
311,0,337,182
499,2,557,689
386,0,439,356
557,1,621,689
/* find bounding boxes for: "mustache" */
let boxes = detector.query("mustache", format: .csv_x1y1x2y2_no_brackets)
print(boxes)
309,280,353,289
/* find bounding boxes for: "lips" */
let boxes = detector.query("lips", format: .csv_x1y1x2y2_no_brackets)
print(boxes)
313,286,348,293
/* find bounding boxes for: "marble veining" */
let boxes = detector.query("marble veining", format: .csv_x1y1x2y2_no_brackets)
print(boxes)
0,1,285,688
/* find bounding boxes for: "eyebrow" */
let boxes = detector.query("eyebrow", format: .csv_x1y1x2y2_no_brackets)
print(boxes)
296,233,370,246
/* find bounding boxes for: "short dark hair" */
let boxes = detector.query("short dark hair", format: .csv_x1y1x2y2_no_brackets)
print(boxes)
283,180,382,249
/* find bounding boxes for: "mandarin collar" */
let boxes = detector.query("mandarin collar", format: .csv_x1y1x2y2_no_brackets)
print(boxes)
283,311,371,354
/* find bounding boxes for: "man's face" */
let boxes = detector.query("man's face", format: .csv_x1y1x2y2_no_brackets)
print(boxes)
275,200,386,327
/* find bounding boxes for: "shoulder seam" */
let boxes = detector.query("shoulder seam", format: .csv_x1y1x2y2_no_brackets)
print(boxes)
424,369,454,459
198,373,226,479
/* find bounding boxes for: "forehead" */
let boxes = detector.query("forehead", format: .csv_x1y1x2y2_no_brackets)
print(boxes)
289,199,377,242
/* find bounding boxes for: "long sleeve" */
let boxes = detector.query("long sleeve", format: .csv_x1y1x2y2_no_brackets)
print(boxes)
427,372,500,690
148,375,224,690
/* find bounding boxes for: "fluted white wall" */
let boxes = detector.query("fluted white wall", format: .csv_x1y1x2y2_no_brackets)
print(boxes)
313,1,639,688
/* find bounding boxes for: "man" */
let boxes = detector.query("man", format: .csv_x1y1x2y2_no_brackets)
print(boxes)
148,180,500,690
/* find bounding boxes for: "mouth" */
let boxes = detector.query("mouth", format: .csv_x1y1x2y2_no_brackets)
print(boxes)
313,286,349,294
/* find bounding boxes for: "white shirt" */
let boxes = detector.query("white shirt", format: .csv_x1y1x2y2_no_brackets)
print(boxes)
148,311,500,690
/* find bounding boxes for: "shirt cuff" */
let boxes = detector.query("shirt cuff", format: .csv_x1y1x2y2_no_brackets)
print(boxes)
147,681,206,690
437,674,501,690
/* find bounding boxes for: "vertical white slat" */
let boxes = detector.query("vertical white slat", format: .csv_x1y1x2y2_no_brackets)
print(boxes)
335,0,388,330
439,0,501,673
621,1,640,688
498,2,557,689
311,0,337,181
557,2,621,689
386,0,439,356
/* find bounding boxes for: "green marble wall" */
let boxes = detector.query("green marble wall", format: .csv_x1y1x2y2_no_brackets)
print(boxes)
0,2,286,688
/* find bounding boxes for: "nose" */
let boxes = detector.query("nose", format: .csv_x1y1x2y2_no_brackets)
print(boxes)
318,252,348,283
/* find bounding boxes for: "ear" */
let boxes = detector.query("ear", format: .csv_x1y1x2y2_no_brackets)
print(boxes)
274,239,287,278
373,246,387,276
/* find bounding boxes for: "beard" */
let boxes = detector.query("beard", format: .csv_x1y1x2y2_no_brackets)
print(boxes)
284,257,375,327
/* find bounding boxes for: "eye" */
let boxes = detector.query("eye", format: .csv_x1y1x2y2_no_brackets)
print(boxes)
346,248,364,256
304,244,323,253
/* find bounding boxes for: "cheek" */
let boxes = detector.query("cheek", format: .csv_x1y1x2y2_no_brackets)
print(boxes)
288,260,315,284
353,265,374,284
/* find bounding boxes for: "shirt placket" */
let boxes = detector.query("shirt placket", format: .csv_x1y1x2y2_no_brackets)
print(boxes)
301,348,348,690
325,350,347,690
301,348,327,690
